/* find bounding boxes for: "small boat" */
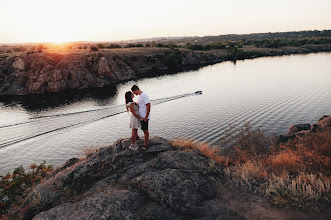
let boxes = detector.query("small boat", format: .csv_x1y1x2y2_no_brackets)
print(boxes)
195,91,202,94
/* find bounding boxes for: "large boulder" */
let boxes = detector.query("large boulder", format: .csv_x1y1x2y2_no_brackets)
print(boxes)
11,137,229,220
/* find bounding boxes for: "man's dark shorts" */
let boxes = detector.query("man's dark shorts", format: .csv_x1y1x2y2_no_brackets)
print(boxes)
140,120,149,131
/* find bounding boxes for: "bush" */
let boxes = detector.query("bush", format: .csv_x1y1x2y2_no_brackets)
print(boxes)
96,43,105,49
90,46,99,51
125,43,143,48
13,47,24,52
107,44,122,49
156,52,183,68
0,162,53,216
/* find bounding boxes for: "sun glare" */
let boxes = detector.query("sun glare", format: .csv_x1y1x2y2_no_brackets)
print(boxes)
52,41,64,45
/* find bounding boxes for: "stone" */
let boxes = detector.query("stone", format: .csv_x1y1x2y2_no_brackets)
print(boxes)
288,124,311,135
276,134,296,144
317,115,331,128
311,124,322,133
13,57,25,70
97,57,112,77
47,80,67,92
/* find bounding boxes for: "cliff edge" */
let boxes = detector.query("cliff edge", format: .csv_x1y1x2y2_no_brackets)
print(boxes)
10,135,330,220
0,48,216,95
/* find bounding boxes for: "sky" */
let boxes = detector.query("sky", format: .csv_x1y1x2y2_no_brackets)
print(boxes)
0,0,330,43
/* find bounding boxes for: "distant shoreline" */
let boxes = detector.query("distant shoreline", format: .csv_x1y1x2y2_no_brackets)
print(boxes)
1,41,331,97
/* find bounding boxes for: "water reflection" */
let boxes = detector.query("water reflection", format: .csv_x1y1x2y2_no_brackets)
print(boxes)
0,84,118,111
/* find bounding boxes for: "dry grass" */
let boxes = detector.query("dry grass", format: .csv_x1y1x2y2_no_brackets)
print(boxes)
82,146,99,157
172,138,230,166
270,150,303,176
171,124,331,210
266,173,331,210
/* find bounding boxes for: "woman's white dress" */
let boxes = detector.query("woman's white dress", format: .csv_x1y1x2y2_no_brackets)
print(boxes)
126,102,141,129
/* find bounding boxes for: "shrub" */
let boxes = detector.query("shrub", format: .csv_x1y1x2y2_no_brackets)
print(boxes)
0,162,53,216
270,150,303,175
13,47,24,52
90,46,99,51
96,43,105,49
107,44,122,49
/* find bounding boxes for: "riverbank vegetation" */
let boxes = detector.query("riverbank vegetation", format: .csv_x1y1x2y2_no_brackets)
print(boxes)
172,124,331,211
1,30,331,57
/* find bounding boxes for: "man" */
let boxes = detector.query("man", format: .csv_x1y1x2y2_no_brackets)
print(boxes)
131,85,150,150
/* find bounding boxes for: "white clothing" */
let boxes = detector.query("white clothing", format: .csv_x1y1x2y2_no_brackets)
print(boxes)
126,102,141,129
138,92,150,119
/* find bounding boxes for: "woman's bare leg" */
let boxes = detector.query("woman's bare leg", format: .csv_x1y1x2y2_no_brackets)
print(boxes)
131,129,138,144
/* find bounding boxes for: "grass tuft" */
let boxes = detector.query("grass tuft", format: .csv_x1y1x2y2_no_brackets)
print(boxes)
82,146,99,157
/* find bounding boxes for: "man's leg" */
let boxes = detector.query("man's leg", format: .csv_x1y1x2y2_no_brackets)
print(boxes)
143,130,149,147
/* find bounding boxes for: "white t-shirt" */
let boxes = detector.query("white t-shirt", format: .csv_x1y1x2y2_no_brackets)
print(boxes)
138,92,150,119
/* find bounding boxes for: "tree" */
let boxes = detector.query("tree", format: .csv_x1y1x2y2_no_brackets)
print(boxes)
90,46,99,51
96,43,105,49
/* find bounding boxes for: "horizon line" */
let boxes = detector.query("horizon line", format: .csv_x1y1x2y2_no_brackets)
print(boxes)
1,29,330,45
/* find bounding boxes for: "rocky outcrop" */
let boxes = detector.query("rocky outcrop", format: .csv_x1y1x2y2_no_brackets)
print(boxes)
12,137,230,220
277,115,331,144
288,123,311,135
317,115,331,128
0,48,218,95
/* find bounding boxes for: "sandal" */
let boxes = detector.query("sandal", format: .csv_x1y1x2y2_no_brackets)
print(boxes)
141,145,147,151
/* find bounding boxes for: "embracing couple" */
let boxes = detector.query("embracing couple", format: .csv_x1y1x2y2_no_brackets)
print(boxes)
125,85,150,151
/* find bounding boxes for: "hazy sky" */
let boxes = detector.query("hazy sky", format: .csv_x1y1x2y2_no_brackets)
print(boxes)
1,0,330,43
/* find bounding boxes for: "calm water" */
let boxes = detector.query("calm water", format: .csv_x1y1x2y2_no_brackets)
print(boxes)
0,53,330,175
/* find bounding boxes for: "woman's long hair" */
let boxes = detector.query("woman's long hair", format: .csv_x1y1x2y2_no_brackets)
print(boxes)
125,91,133,111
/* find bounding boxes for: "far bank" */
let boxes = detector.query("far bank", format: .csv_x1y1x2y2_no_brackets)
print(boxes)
1,42,331,96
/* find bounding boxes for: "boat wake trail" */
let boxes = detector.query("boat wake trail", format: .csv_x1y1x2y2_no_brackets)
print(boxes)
0,92,201,148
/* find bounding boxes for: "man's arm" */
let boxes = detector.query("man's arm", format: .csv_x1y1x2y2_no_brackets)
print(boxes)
144,103,151,121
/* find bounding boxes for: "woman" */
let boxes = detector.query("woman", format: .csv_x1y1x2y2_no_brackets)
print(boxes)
125,91,143,151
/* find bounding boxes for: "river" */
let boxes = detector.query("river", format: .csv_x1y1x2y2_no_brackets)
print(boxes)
0,53,330,175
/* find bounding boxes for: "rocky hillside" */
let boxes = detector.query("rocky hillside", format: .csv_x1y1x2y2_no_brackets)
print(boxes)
12,137,229,219
0,48,217,95
1,44,331,96
9,134,330,220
